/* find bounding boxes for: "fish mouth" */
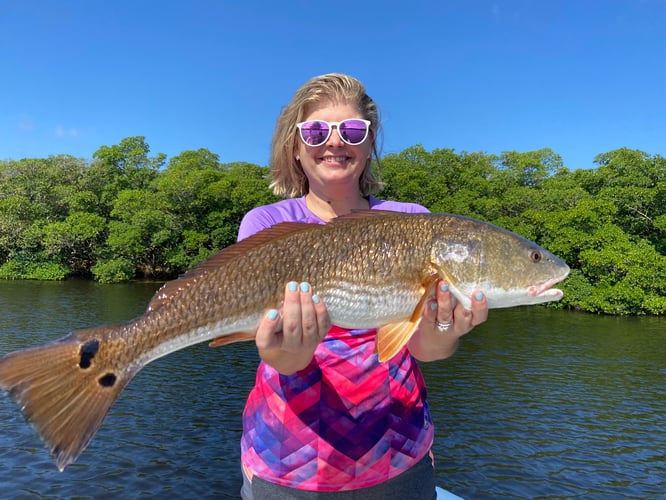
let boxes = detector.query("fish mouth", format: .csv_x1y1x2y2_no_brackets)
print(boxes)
528,269,570,298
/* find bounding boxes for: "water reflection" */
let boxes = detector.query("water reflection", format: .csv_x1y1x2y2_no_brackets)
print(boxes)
0,281,664,498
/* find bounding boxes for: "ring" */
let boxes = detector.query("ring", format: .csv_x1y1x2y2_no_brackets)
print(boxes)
435,319,453,332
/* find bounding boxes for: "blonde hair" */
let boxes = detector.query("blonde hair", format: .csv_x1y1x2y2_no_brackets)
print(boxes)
269,73,384,197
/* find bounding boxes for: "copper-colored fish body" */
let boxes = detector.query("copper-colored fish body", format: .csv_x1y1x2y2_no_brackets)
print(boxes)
0,211,570,470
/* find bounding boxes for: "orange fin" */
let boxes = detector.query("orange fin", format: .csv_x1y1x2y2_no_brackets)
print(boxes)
0,327,136,471
376,274,440,362
209,332,255,348
376,320,420,362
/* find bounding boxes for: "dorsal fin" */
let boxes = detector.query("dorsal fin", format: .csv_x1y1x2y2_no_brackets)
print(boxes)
147,222,314,312
330,209,399,223
184,222,312,273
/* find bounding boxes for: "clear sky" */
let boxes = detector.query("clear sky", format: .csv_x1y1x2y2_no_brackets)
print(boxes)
1,0,664,171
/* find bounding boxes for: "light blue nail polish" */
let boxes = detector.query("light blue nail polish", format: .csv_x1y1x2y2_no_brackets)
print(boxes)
267,309,278,321
475,292,484,301
312,294,320,304
300,282,310,293
430,302,437,311
440,283,449,292
288,282,298,292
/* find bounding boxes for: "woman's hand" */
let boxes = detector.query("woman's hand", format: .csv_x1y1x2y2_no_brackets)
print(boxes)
255,281,331,375
408,280,488,362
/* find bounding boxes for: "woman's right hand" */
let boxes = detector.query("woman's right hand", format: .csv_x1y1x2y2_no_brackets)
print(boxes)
255,281,331,375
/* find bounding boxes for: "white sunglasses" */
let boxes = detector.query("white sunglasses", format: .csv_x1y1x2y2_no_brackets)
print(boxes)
296,119,371,146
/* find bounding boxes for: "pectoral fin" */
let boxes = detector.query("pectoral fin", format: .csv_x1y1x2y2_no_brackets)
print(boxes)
375,274,440,362
376,321,419,362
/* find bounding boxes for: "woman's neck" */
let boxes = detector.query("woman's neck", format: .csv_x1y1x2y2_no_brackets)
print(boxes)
305,190,370,222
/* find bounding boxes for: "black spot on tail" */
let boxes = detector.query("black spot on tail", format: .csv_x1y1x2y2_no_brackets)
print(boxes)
79,340,100,369
98,373,117,387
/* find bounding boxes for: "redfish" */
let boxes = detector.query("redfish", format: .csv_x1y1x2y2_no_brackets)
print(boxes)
0,211,569,470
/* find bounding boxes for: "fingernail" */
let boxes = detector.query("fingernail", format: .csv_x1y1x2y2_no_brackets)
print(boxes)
267,309,279,321
475,292,484,301
288,282,298,292
440,283,449,292
430,302,437,311
300,282,310,293
312,294,320,304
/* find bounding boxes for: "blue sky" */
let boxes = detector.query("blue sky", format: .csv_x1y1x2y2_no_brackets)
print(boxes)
1,0,664,171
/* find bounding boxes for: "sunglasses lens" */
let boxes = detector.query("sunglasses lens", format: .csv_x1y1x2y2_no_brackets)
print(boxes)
299,121,330,145
339,119,369,145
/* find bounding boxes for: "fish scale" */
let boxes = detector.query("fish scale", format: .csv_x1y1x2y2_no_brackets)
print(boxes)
0,210,569,471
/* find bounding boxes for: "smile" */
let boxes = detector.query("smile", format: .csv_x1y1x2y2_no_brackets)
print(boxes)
321,156,348,163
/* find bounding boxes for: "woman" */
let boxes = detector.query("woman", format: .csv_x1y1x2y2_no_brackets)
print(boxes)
239,73,488,499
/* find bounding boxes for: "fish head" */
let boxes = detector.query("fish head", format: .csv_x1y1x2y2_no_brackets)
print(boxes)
430,215,570,309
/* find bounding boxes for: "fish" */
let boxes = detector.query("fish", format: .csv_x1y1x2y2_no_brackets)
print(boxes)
0,210,569,471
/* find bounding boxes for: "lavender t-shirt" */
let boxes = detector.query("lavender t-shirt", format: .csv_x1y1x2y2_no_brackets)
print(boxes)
237,196,429,241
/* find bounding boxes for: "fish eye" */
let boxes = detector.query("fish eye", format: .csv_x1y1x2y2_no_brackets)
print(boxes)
530,250,542,263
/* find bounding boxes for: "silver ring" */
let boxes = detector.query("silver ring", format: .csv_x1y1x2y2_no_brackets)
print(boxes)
435,319,453,332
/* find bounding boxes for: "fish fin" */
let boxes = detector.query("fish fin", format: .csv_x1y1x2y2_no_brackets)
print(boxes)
147,222,313,313
0,328,136,471
411,273,440,322
376,275,440,362
376,321,419,362
209,332,255,348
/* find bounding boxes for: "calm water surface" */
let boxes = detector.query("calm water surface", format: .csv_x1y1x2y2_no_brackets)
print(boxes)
0,280,664,499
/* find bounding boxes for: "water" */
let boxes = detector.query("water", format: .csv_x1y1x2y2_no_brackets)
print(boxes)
425,309,666,498
0,280,664,499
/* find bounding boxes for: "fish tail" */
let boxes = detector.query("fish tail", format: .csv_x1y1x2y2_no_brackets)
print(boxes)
0,328,136,471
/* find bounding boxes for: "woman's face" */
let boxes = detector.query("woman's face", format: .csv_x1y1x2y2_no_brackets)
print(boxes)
295,100,374,194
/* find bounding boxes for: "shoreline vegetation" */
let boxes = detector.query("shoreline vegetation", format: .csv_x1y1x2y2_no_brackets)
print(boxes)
1,136,665,315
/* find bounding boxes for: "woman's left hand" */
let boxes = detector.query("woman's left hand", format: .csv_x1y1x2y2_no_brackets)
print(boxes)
408,280,488,362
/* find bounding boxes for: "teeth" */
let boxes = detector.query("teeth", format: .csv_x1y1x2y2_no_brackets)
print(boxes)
323,156,347,162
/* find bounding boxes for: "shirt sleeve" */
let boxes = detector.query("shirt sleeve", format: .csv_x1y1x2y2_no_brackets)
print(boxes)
237,206,278,241
368,198,430,214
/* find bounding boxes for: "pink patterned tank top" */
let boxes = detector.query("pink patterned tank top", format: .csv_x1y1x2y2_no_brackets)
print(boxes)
240,326,435,491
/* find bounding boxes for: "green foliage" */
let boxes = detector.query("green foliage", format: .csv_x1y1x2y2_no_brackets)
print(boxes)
0,253,70,280
2,137,665,315
0,138,275,283
380,145,495,216
494,148,563,188
92,258,136,283
86,136,165,216
42,212,107,273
